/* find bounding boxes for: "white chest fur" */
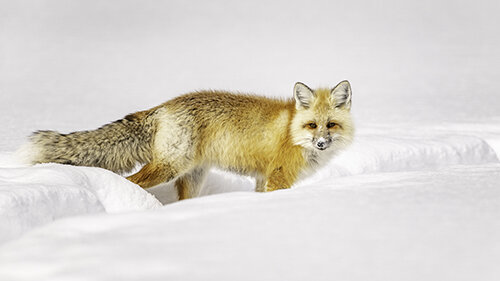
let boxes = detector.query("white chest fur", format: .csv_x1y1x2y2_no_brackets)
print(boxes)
299,148,336,180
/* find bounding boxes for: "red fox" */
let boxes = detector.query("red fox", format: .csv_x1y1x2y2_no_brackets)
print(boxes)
21,81,354,199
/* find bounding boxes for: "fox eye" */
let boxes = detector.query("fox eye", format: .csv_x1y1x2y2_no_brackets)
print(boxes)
307,123,317,129
327,122,336,128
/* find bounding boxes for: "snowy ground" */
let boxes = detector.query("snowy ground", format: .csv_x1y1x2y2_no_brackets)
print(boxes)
1,0,500,280
1,164,500,281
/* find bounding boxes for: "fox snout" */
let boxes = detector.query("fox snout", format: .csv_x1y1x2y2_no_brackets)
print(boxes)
313,137,332,151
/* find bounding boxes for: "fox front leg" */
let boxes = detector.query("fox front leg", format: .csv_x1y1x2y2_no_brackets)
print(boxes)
257,166,296,192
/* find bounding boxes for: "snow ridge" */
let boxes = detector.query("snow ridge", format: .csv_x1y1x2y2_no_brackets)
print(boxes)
0,164,161,244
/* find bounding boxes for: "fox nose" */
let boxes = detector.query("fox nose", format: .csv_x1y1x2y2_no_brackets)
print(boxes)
316,141,329,150
315,137,329,150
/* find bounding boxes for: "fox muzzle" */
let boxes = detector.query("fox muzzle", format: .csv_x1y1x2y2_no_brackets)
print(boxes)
314,137,331,150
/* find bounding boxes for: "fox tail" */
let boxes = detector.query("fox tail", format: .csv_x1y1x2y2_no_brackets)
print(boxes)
18,111,155,174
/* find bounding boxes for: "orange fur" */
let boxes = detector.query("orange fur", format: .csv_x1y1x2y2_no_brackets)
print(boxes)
126,81,354,199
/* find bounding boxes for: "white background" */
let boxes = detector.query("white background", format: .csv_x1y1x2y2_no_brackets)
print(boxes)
1,0,500,151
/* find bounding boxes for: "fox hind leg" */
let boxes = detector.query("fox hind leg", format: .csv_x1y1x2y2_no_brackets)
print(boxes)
128,110,197,189
127,161,181,188
255,177,266,192
175,166,208,200
127,151,197,188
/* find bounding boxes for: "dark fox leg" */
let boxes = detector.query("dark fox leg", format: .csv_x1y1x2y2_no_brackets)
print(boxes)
175,166,208,200
255,177,266,192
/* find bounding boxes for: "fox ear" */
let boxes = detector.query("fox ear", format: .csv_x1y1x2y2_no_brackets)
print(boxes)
331,80,352,109
294,82,314,109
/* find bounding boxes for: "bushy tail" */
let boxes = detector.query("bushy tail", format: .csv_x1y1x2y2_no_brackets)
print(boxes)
21,111,155,174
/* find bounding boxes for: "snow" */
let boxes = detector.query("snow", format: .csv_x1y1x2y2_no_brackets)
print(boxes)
1,164,499,281
0,164,161,244
1,0,500,280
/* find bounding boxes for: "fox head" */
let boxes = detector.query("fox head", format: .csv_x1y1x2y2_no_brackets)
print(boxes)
290,81,354,152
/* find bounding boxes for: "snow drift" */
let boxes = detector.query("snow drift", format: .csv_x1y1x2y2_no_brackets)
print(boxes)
1,164,499,281
0,164,161,244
